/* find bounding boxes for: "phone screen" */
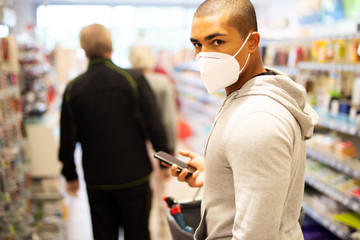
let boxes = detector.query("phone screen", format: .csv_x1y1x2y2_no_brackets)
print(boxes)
154,151,196,175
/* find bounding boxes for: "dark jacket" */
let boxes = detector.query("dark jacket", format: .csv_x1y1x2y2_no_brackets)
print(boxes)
59,58,171,186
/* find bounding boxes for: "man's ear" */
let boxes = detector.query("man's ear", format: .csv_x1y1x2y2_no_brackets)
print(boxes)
248,32,260,53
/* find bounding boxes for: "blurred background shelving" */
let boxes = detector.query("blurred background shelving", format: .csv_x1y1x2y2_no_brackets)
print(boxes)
0,35,34,240
0,0,360,239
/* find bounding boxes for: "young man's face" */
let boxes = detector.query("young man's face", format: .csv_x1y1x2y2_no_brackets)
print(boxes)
190,12,249,65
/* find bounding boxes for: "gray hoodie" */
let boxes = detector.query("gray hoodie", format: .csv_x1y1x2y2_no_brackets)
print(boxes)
194,68,318,240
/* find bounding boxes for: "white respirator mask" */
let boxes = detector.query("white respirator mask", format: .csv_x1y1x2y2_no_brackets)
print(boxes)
195,33,252,93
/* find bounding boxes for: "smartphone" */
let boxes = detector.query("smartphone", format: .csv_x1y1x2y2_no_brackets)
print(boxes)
154,151,196,175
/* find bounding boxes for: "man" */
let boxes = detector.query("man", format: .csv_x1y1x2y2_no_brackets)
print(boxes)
59,23,171,240
170,0,318,239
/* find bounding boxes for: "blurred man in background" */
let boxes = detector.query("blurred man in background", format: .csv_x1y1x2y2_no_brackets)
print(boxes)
59,23,172,240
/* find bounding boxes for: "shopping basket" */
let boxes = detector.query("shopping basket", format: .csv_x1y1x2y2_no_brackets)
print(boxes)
166,198,306,240
166,198,201,240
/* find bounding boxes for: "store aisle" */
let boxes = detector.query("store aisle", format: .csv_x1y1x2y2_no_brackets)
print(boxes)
62,146,93,240
63,145,200,240
63,176,93,240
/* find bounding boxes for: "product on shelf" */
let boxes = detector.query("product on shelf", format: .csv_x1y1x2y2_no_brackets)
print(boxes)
308,133,359,160
301,215,343,240
0,35,33,240
333,212,360,231
31,177,65,240
334,141,357,159
17,33,53,118
303,186,359,239
262,34,360,239
262,35,360,67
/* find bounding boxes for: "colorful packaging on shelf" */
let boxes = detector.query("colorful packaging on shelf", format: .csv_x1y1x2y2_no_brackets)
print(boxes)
334,141,357,160
346,38,360,63
332,212,360,230
338,100,351,115
334,39,346,63
351,188,360,199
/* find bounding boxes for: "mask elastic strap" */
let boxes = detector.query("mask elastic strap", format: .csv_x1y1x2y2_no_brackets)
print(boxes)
238,52,251,75
233,32,252,57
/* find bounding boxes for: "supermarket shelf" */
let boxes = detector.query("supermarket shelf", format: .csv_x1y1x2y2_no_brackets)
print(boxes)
297,62,360,73
306,146,360,179
266,65,299,76
302,202,351,239
305,175,360,214
261,33,360,46
31,192,63,201
174,62,199,72
0,61,19,73
0,113,23,127
0,86,20,99
313,107,359,136
0,37,33,239
267,62,360,76
177,78,206,91
262,35,360,240
0,232,33,240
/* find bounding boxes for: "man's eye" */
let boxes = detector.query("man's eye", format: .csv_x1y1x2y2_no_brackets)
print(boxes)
193,42,202,48
213,40,223,46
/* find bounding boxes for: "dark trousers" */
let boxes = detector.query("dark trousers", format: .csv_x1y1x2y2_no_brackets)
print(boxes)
87,181,152,240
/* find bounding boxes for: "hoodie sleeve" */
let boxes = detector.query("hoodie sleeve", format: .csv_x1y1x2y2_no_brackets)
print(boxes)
226,111,295,240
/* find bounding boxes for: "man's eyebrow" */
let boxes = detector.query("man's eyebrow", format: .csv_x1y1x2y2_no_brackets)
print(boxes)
190,38,198,43
205,33,227,40
190,32,228,43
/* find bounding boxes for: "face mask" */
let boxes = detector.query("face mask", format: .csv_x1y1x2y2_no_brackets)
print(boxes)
195,33,252,93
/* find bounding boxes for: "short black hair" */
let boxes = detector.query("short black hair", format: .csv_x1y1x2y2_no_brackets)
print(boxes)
194,0,258,38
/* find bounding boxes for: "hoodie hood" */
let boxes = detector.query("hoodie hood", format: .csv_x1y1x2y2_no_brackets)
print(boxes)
238,67,319,140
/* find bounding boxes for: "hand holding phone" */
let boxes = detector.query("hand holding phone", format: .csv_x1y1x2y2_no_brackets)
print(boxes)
154,151,197,176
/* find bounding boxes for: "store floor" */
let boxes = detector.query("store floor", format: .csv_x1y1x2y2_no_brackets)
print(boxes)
63,145,201,240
